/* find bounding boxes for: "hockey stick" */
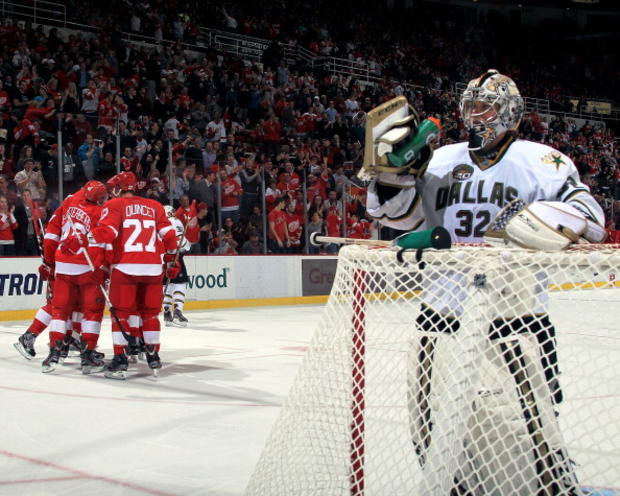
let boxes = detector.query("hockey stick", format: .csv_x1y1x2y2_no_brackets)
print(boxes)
310,228,451,250
64,214,132,343
163,220,189,292
408,334,437,467
310,232,391,248
499,341,571,495
36,218,53,303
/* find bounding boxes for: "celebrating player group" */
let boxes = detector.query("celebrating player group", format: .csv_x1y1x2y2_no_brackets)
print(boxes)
13,171,184,380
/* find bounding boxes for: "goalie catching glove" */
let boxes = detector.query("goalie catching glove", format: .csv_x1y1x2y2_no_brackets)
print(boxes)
359,96,441,180
484,199,607,251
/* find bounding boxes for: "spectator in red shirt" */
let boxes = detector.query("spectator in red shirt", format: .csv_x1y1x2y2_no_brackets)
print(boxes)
265,177,281,212
120,146,141,175
98,92,116,131
220,169,243,223
277,171,297,200
176,195,200,252
263,113,281,158
324,207,342,254
0,195,18,256
268,196,289,253
348,213,371,240
285,201,304,253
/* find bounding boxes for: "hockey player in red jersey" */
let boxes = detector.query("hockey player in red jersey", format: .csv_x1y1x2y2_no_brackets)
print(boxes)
40,180,108,373
13,248,56,359
14,217,84,361
83,171,178,379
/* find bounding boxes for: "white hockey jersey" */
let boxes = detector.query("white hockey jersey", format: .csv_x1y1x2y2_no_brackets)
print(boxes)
366,139,605,317
367,139,604,242
171,217,190,254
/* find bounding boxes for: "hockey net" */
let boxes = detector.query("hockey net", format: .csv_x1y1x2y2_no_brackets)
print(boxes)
247,244,620,496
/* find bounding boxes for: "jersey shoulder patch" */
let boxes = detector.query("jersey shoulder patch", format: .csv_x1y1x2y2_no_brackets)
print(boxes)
510,140,574,174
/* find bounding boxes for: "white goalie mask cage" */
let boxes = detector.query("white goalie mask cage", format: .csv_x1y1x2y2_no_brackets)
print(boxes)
460,69,524,151
164,205,175,219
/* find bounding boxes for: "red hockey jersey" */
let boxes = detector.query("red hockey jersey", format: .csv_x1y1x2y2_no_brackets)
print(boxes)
44,190,103,275
92,196,177,276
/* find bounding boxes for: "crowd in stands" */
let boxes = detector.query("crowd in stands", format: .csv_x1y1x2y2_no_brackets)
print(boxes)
0,10,618,256
65,0,619,104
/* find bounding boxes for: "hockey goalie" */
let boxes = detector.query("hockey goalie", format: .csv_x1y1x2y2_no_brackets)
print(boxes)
361,71,606,495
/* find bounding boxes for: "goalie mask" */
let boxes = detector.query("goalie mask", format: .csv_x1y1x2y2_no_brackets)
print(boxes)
164,205,175,219
460,69,524,152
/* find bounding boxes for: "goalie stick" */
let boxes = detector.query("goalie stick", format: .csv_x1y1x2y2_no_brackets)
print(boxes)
499,341,580,495
310,227,451,250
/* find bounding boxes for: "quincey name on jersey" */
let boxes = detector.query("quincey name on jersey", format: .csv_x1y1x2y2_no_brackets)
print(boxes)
89,197,177,276
366,140,604,242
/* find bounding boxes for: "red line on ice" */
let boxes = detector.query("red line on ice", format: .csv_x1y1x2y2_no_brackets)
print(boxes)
0,449,177,496
0,384,277,407
0,475,86,485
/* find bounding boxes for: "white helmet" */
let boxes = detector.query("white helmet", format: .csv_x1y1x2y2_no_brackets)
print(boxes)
164,205,175,219
459,69,524,151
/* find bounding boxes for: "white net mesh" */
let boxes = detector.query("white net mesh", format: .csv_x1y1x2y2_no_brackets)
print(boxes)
247,244,620,496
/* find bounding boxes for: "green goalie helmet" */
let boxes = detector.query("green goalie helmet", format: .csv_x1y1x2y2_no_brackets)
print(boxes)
460,69,524,152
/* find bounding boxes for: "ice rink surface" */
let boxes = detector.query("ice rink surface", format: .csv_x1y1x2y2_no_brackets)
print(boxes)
1,298,619,496
0,305,319,496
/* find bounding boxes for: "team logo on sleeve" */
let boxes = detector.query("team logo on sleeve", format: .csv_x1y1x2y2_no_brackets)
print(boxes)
452,164,474,181
541,151,566,170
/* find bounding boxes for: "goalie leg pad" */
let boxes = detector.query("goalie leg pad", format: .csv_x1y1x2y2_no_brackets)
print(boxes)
490,315,563,405
487,336,580,494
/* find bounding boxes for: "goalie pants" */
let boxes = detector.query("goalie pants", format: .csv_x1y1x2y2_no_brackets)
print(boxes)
416,305,561,404
109,269,163,355
411,305,572,495
49,273,105,351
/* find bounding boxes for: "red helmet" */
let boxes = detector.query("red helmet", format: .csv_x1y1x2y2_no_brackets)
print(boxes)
82,180,107,205
115,171,138,192
106,175,119,191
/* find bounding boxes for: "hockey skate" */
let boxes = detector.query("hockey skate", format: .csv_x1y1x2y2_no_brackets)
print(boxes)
145,345,162,377
163,309,173,326
126,336,145,363
78,341,105,361
69,335,83,356
42,341,63,373
104,354,129,380
58,335,73,364
172,309,188,328
14,331,36,360
81,349,105,375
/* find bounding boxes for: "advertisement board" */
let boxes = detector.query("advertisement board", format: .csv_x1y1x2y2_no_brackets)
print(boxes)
301,258,338,296
0,257,46,312
0,255,339,319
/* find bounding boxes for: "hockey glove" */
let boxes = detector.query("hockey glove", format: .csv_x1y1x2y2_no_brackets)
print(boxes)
88,267,107,286
60,231,86,255
38,263,54,281
165,261,181,280
163,252,177,264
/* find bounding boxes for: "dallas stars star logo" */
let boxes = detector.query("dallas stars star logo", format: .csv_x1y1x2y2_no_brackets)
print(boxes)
541,151,566,170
